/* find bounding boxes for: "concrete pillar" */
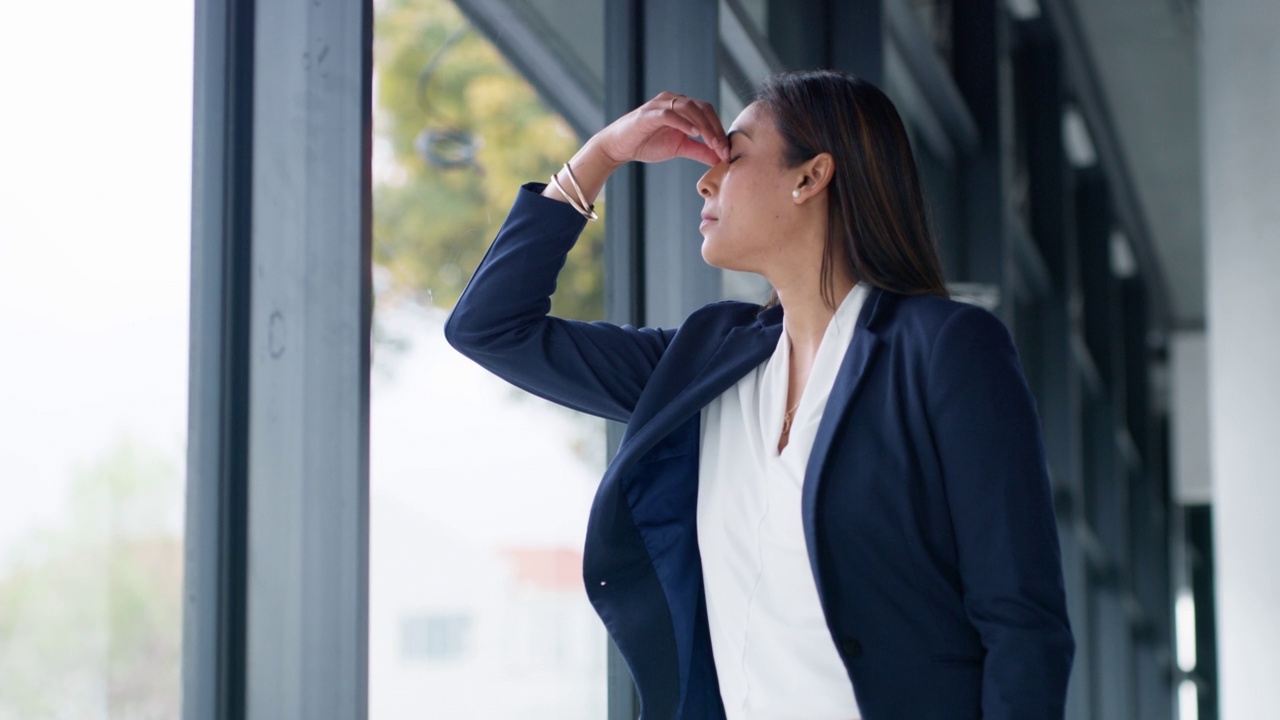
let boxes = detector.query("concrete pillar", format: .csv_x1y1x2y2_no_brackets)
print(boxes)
1201,2,1280,717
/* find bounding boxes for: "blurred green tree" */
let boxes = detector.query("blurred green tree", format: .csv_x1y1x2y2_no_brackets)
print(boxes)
0,439,182,720
373,0,604,321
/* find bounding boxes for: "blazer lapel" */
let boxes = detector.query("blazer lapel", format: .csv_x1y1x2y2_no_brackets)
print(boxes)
801,288,888,595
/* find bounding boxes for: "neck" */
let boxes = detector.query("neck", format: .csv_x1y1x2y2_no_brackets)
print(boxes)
775,273,856,358
765,202,852,356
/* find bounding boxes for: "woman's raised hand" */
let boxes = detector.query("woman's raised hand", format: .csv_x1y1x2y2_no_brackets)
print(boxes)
590,92,729,168
543,92,729,212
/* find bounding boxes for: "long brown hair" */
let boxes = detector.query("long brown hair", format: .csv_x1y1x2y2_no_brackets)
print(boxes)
755,69,948,306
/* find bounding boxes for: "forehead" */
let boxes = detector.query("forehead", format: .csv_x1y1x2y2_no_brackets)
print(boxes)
728,101,768,135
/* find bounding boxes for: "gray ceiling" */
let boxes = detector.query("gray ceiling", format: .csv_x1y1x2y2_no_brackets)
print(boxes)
1069,0,1203,328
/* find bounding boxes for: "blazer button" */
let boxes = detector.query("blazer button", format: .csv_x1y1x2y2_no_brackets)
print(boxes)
840,638,863,658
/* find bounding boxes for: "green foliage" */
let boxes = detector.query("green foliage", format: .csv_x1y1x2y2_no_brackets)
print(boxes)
0,439,182,720
373,0,605,320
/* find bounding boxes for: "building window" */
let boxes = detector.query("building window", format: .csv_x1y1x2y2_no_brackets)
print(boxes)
400,613,474,662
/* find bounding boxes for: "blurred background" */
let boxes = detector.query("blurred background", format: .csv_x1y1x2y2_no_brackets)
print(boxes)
1,0,1276,719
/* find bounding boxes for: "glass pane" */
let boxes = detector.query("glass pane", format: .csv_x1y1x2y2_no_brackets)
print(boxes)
909,117,962,280
370,1,607,717
906,0,954,68
0,2,192,717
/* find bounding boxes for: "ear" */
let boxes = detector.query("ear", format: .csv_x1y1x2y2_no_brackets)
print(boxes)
793,152,835,201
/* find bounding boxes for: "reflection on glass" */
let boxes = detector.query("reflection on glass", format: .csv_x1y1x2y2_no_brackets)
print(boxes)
1178,679,1199,720
0,1,191,717
370,0,607,717
906,0,953,67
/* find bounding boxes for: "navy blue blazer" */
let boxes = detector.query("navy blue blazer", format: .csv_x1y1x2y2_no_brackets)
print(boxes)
445,184,1075,720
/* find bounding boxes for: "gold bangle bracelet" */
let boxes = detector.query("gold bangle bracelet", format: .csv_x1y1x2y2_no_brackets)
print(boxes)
550,168,598,221
562,162,591,211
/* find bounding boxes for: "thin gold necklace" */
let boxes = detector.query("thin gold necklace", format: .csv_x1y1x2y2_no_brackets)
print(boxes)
781,401,801,436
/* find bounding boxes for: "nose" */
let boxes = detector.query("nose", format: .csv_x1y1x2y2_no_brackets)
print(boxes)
697,162,725,198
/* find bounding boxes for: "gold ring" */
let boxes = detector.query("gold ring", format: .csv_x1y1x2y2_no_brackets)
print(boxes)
670,97,677,111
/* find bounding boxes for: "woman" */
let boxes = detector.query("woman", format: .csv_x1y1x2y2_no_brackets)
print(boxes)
446,70,1074,720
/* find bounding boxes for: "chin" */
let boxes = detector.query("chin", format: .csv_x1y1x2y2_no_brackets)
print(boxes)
700,229,759,273
701,244,753,274
699,236,732,270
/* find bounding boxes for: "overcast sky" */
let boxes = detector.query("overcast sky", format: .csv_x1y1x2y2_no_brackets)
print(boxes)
0,1,195,552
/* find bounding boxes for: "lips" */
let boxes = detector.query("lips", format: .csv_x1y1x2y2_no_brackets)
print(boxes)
700,213,718,223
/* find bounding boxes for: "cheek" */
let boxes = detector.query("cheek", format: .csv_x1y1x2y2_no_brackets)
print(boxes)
721,180,760,223
728,172,787,215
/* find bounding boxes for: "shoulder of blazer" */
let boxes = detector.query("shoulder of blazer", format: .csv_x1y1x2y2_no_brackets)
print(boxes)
652,290,997,374
869,292,999,340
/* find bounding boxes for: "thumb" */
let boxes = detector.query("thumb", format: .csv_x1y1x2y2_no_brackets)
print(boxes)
673,136,722,167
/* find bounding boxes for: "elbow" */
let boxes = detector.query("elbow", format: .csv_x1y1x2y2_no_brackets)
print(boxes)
443,306,479,356
445,295,544,361
444,304,513,360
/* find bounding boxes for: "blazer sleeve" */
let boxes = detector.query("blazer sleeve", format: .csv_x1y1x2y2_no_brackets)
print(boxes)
925,305,1076,720
444,183,675,424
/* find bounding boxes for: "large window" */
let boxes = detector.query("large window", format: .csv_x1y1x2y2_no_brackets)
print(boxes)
369,1,607,716
0,1,192,716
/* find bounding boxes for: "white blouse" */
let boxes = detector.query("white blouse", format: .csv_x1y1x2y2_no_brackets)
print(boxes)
697,283,870,720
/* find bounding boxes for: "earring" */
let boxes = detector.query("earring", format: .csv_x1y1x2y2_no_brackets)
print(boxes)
792,189,801,198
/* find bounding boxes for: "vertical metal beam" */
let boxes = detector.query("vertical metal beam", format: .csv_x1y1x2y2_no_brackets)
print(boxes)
640,0,721,328
244,0,373,718
602,1,723,714
1086,394,1135,720
604,0,643,717
1122,278,1151,462
1187,505,1219,720
830,0,883,84
1075,169,1117,394
185,0,254,717
1011,25,1093,720
606,0,645,334
1123,277,1173,720
767,0,829,70
952,0,1011,322
1018,25,1075,481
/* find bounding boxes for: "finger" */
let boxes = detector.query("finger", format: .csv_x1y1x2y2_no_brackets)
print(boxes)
673,135,722,166
651,90,678,106
655,107,700,137
688,99,729,154
670,97,728,161
691,98,732,158
649,91,684,119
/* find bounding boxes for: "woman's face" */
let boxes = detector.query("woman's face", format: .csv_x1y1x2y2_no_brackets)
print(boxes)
696,102,803,275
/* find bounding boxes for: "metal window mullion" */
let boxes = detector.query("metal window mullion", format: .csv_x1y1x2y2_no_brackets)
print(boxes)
602,0,719,717
242,1,373,719
1038,0,1171,331
604,1,644,717
641,0,721,328
185,0,255,718
830,0,883,85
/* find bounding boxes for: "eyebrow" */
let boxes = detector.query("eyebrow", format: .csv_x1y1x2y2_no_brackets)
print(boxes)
726,128,752,144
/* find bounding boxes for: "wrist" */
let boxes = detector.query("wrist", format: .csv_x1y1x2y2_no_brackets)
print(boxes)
577,138,626,173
